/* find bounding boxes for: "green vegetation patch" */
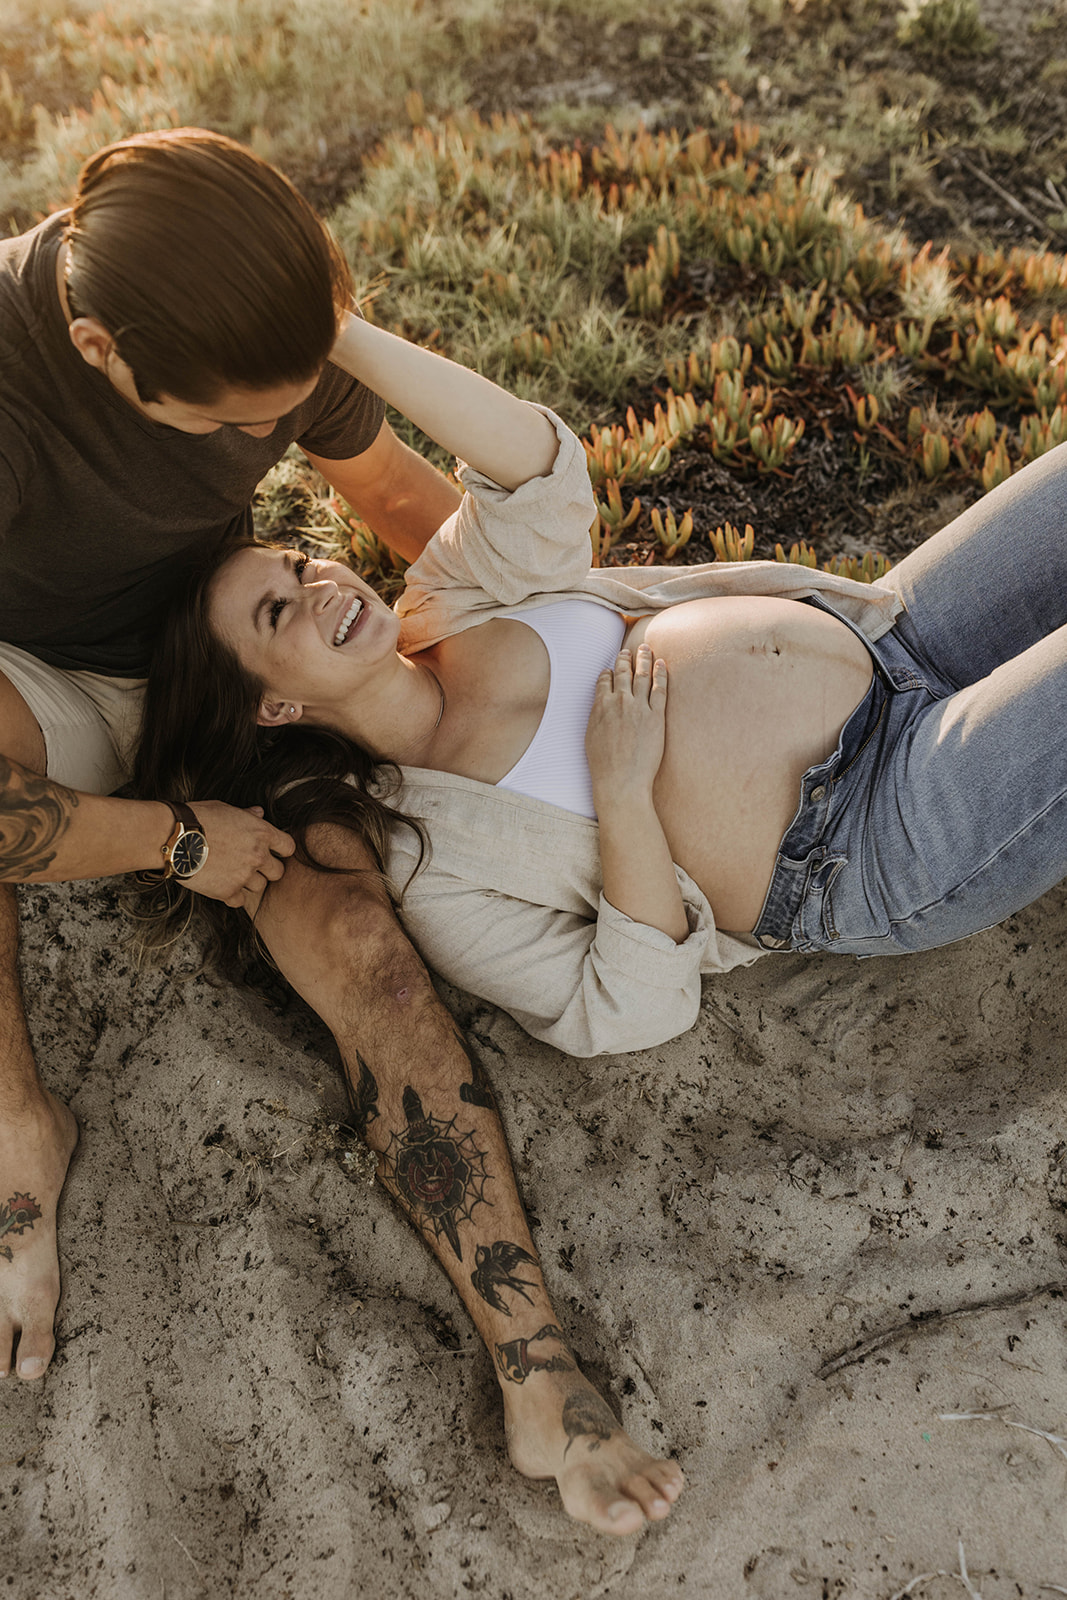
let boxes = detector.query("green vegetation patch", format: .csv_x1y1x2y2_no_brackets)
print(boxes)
3,0,1065,588
306,111,1067,587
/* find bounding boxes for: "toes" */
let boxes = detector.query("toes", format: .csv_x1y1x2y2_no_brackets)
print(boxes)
0,1316,13,1379
17,1350,50,1381
14,1299,56,1381
558,1467,645,1536
619,1471,673,1521
647,1458,686,1501
601,1497,646,1535
561,1456,684,1536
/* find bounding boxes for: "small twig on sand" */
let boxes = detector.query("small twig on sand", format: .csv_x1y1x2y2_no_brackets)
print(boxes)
957,153,1063,236
170,1532,203,1582
817,1281,1067,1379
939,1410,1067,1465
887,1539,982,1600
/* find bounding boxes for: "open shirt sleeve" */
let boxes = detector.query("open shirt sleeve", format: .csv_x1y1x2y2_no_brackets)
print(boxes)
396,405,597,628
396,864,713,1058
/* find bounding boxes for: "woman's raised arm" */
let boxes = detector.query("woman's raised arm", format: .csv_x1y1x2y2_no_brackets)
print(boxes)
330,314,558,491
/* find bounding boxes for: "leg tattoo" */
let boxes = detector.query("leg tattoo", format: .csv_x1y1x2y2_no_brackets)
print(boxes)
381,1087,491,1261
344,1050,380,1139
495,1323,577,1384
455,1028,497,1111
471,1240,540,1315
0,1192,42,1263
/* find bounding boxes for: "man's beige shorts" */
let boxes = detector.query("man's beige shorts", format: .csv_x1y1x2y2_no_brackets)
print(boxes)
0,641,146,795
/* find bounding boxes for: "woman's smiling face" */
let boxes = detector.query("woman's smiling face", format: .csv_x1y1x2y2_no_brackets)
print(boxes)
208,546,398,724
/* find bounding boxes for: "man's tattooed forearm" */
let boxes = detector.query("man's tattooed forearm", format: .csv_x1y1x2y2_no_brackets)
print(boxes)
455,1028,497,1111
0,757,79,879
0,1192,42,1263
380,1086,491,1262
562,1390,618,1455
495,1323,577,1385
344,1050,379,1139
471,1239,540,1314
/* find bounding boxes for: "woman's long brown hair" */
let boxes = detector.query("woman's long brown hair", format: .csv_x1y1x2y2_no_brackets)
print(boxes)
128,540,425,984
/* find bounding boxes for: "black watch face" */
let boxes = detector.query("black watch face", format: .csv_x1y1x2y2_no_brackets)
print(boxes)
172,831,208,878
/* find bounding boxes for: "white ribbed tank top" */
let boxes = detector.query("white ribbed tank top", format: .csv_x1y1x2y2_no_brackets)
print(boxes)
496,598,626,818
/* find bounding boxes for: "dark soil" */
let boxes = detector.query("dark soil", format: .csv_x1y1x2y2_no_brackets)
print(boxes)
461,0,1067,253
599,434,966,572
458,0,1067,572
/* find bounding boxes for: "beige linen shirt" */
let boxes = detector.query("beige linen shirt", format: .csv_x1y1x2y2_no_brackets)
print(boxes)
386,408,904,1057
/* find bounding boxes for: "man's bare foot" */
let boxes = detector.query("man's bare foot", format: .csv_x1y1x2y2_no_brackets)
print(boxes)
0,1087,78,1380
498,1326,684,1536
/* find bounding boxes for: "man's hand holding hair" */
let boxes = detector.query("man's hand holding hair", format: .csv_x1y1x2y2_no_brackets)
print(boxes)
181,800,294,912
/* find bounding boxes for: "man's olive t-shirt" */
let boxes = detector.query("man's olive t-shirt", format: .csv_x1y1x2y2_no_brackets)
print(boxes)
0,213,385,676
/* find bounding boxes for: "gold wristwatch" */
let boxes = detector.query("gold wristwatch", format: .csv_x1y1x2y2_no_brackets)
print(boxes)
159,802,209,881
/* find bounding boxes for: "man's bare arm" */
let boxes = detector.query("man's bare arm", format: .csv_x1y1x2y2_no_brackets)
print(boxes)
0,753,292,903
304,419,461,567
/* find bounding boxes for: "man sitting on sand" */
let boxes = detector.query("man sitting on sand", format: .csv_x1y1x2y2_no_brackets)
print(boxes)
0,128,683,1534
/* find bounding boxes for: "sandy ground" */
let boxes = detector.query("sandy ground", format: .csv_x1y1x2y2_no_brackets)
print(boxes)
2,875,1066,1600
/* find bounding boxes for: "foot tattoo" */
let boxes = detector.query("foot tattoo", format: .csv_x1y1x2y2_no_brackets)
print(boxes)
561,1390,617,1455
0,1192,42,1263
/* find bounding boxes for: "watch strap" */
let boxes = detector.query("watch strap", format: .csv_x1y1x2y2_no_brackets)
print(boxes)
168,801,203,834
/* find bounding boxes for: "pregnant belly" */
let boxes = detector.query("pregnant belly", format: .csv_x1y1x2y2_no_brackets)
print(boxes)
624,595,874,932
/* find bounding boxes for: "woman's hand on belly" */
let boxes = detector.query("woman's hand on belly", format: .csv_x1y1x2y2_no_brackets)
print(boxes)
587,645,690,945
586,643,667,807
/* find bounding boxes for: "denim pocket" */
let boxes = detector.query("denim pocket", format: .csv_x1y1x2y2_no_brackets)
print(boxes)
792,852,848,950
816,855,901,954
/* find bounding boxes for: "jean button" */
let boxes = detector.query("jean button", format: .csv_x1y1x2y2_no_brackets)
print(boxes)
810,785,826,802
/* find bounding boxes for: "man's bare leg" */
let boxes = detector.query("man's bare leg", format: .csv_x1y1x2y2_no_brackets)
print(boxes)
0,673,79,1380
254,827,685,1535
0,885,79,1379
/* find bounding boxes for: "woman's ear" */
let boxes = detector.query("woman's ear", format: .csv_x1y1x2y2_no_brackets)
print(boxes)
258,698,300,728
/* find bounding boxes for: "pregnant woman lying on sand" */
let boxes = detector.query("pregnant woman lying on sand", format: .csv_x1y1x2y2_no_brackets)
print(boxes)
130,314,1066,1536
136,314,1067,1060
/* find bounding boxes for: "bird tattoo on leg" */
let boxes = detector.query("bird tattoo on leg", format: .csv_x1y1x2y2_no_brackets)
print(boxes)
471,1239,540,1315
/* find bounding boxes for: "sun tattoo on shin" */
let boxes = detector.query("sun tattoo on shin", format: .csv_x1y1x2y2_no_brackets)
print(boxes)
0,1193,42,1263
380,1087,491,1261
0,757,79,879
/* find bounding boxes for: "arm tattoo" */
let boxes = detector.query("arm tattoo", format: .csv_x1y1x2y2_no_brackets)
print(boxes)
0,757,79,879
455,1028,497,1111
380,1087,491,1262
0,1193,42,1263
471,1240,540,1315
344,1051,380,1140
562,1391,618,1456
495,1323,577,1385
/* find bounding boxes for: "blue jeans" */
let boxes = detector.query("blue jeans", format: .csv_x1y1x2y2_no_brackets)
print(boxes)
752,440,1067,956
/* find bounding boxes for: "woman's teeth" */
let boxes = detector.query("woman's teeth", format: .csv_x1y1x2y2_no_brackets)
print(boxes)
334,597,363,645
